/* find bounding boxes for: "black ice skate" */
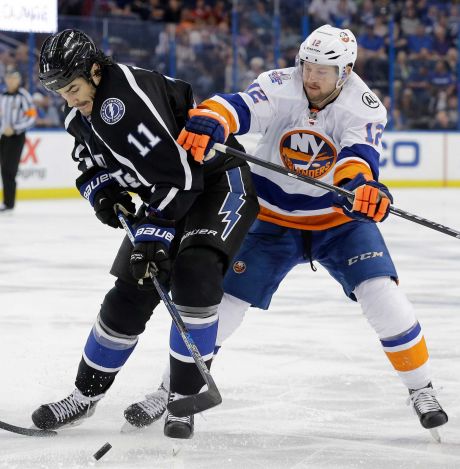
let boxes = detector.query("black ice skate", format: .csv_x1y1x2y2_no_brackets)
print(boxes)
124,383,168,428
164,392,194,439
32,389,101,430
408,383,448,442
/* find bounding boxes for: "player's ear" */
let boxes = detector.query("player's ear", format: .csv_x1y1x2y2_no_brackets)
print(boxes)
90,63,101,83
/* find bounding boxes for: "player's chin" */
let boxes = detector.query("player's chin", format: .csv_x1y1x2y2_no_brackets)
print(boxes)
77,103,92,115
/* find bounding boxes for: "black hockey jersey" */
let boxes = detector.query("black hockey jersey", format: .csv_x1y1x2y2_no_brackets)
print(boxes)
64,63,244,220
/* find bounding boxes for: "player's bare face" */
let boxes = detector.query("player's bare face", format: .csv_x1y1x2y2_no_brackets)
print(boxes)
302,63,338,103
57,77,96,116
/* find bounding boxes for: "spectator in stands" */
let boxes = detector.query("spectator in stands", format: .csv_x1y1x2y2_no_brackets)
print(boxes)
447,3,460,38
248,1,272,31
308,0,336,28
331,0,357,29
163,0,182,23
191,0,212,23
394,50,411,84
149,0,166,22
446,95,458,126
398,88,429,129
432,25,452,58
407,63,432,103
400,3,421,37
430,60,455,92
239,56,264,90
431,110,456,130
359,0,376,28
357,23,387,87
407,24,433,58
32,92,61,128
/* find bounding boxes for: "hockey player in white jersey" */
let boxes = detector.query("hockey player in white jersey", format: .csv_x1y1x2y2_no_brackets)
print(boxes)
124,25,448,439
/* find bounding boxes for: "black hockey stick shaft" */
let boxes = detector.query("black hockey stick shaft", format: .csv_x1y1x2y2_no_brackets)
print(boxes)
0,420,57,437
213,143,460,240
115,205,222,417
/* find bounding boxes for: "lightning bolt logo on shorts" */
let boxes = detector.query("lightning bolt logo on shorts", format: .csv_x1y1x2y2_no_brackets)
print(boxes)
219,167,246,241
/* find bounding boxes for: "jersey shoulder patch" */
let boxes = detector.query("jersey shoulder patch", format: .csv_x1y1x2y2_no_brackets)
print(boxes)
338,73,387,122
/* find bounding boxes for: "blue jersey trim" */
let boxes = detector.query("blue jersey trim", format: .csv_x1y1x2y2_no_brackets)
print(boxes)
215,93,251,135
337,144,380,179
252,172,333,211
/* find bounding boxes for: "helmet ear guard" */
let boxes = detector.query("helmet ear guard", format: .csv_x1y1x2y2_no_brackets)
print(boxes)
39,29,98,92
298,24,357,89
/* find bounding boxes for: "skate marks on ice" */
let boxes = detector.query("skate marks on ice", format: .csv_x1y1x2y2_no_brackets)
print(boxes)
0,194,459,468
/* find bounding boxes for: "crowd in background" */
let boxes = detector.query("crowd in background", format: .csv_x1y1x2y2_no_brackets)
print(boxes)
0,0,459,130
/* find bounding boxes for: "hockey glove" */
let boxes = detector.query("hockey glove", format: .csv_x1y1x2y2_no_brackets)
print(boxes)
77,169,136,229
177,108,229,164
130,212,175,289
332,173,393,223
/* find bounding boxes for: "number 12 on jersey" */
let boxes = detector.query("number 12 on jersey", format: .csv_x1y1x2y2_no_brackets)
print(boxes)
365,123,384,146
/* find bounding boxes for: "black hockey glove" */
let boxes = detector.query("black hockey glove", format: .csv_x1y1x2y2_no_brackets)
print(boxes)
130,212,175,290
76,169,136,228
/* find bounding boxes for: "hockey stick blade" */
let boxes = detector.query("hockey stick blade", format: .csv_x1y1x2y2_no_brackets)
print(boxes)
167,376,222,417
0,420,57,437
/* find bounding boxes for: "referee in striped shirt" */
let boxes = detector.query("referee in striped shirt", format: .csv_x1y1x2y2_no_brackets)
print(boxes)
0,68,36,212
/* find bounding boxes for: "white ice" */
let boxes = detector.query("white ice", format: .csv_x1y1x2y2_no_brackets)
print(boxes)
0,189,459,469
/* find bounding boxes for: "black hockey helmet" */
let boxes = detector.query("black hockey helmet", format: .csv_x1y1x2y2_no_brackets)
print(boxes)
39,29,98,91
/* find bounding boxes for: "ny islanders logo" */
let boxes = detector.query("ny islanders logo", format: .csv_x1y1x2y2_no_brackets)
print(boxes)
100,98,125,125
279,130,337,178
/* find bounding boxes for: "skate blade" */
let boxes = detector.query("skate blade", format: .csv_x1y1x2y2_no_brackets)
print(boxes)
120,421,144,433
429,427,442,443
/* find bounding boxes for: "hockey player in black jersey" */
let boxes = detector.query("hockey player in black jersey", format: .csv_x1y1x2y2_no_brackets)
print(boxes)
31,29,259,439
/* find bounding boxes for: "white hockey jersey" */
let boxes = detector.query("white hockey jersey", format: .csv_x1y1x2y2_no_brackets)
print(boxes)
201,66,387,230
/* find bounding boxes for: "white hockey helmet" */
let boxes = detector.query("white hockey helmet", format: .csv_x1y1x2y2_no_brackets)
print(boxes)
298,24,357,88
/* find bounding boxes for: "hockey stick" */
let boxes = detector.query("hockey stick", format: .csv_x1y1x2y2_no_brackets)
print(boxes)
115,205,222,417
0,420,57,437
213,143,460,240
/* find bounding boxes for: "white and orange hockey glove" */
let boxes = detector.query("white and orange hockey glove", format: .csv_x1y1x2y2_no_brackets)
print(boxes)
332,173,393,222
177,108,229,164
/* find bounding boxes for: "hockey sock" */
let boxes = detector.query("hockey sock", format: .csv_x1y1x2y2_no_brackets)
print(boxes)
355,276,431,390
169,307,218,395
77,315,139,396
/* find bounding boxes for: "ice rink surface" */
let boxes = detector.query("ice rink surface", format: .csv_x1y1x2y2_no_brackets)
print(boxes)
0,189,459,469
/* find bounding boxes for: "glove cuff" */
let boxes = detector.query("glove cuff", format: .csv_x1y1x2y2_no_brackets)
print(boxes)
134,223,175,246
77,168,114,207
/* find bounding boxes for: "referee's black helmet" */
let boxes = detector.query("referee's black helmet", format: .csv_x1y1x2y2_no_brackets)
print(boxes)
39,29,98,91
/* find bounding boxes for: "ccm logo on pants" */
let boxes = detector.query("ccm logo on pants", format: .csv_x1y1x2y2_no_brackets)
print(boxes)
348,251,383,265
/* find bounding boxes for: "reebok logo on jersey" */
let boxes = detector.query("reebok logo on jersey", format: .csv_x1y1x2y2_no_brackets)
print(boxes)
100,98,126,125
348,251,383,265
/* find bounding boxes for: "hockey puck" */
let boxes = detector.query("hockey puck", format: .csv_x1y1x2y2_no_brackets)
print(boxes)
93,442,112,461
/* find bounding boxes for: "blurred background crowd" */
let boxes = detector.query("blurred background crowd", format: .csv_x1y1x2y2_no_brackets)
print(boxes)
1,0,459,130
